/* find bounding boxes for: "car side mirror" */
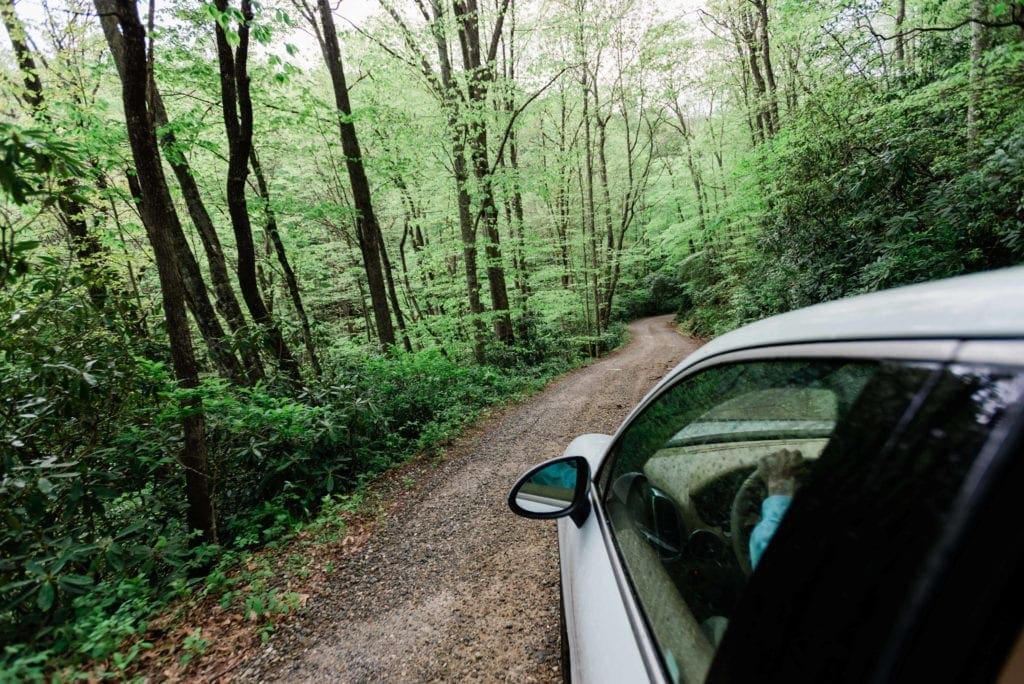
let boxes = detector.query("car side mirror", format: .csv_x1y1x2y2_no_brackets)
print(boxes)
508,456,592,528
612,472,687,561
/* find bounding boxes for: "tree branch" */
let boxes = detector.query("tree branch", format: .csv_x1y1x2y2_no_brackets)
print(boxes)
869,15,1021,42
488,63,577,176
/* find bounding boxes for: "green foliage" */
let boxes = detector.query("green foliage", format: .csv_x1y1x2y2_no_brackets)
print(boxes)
6,0,1020,676
1,334,569,672
680,45,1024,335
614,271,688,320
0,123,84,206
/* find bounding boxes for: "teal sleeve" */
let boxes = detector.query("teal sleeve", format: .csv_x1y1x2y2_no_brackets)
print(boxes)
749,495,792,569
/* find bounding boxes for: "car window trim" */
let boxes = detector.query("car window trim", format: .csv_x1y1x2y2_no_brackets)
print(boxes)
590,338,962,684
954,340,1024,368
588,484,673,684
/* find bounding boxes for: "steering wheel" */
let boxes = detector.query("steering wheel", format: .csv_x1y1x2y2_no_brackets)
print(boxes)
729,468,767,576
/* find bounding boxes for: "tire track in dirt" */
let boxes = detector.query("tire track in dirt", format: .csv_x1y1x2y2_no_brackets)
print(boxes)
239,315,699,682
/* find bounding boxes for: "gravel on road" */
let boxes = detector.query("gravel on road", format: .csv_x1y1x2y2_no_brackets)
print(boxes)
238,315,699,683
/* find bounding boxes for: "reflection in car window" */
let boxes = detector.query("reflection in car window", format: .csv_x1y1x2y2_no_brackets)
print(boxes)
707,364,1024,683
599,360,901,684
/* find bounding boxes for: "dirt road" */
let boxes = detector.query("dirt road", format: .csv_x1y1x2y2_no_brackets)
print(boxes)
240,315,698,682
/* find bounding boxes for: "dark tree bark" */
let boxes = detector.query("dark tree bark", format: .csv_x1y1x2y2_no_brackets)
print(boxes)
426,0,488,361
95,0,263,384
501,7,530,315
302,0,397,349
580,63,600,339
104,0,217,543
752,0,780,132
895,0,907,66
967,0,987,140
506,134,531,304
212,0,302,379
122,130,248,384
378,234,413,352
740,6,774,137
454,0,515,346
249,150,322,374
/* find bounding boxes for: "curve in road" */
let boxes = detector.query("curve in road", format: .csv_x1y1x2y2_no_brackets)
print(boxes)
241,315,699,682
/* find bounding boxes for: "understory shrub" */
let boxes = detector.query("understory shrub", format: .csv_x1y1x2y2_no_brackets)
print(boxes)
1,332,575,672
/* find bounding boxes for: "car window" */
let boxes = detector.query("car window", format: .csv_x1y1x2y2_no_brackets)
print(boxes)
599,359,931,684
706,363,1024,683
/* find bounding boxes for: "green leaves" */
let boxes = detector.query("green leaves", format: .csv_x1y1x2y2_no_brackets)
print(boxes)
202,1,245,46
0,124,85,205
36,582,55,611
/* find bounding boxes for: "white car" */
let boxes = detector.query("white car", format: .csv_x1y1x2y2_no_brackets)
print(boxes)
509,266,1024,683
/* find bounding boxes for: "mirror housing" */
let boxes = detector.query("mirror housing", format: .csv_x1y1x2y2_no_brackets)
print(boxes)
508,456,592,528
612,472,687,561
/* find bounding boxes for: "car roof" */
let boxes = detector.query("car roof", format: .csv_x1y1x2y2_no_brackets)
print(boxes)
677,265,1024,372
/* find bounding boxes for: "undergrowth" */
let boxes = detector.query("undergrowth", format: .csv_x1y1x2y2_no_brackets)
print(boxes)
0,345,576,680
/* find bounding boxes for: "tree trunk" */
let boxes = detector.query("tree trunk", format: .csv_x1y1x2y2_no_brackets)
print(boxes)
125,158,248,383
967,0,987,140
730,25,761,145
507,133,531,304
502,11,531,320
105,0,217,543
453,142,488,362
454,0,515,347
580,65,601,338
754,0,780,132
895,0,907,68
429,0,488,361
378,233,413,352
249,150,322,375
212,0,302,379
671,106,707,232
741,6,774,137
311,0,397,350
95,0,263,384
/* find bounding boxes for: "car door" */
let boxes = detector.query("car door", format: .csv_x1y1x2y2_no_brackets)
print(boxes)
566,341,1024,683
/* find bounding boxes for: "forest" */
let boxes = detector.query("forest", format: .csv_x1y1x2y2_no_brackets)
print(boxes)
2,0,1023,675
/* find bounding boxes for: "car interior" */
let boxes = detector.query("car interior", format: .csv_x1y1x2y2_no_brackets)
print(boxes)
603,363,875,683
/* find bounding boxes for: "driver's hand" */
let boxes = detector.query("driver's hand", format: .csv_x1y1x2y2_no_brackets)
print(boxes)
757,448,804,497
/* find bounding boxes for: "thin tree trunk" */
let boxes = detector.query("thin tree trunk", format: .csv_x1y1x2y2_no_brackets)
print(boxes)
125,160,248,382
754,0,780,132
310,0,396,349
895,0,907,68
249,150,321,375
731,27,761,145
557,91,572,288
431,1,488,361
455,0,514,347
398,223,426,322
378,233,413,352
502,8,531,319
742,7,773,137
213,0,302,379
671,106,707,232
967,0,987,140
95,0,263,383
106,0,216,543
